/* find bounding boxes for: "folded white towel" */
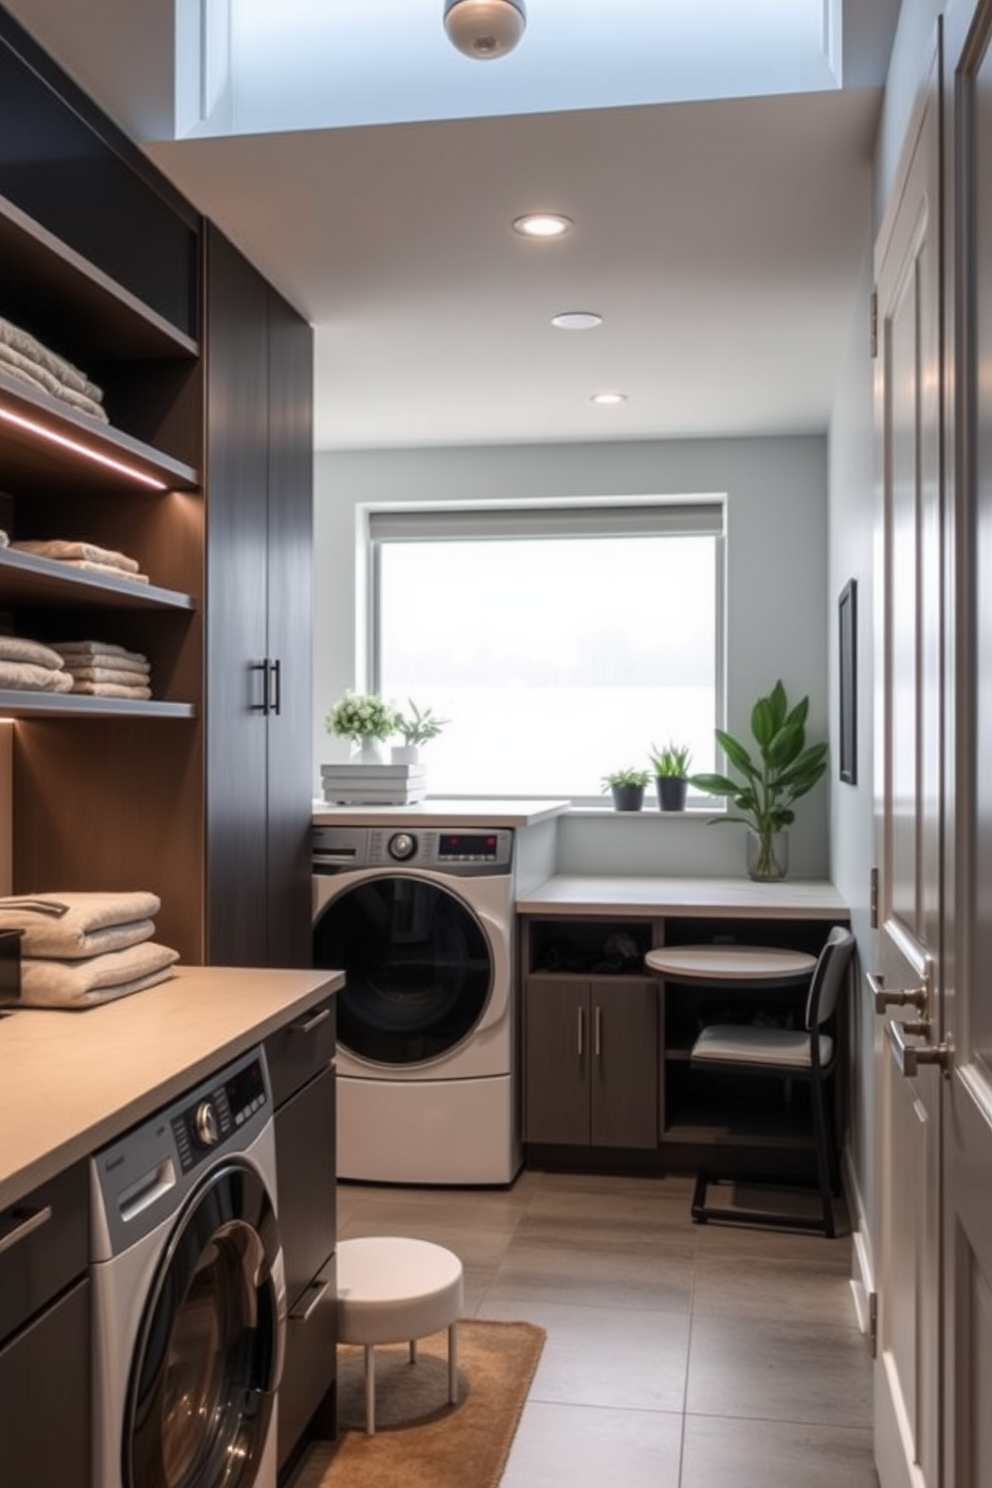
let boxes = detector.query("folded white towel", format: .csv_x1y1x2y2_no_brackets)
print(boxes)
60,665,153,688
59,560,150,584
0,342,108,423
0,635,66,669
0,892,162,953
0,910,154,960
10,540,139,573
50,641,149,667
68,680,152,699
17,942,179,1008
0,316,104,400
61,655,151,677
0,529,8,547
0,660,74,692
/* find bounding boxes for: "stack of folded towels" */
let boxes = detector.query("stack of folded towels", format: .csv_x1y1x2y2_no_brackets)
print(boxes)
0,315,108,422
49,639,152,699
0,891,179,1009
10,538,150,584
0,635,72,693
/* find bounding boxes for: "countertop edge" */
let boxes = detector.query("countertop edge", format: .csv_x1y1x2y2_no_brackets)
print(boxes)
0,966,344,1210
515,875,851,919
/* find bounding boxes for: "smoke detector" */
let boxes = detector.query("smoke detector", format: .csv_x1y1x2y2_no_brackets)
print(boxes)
444,0,527,60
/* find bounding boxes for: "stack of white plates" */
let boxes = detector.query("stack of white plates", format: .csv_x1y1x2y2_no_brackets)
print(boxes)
320,762,427,805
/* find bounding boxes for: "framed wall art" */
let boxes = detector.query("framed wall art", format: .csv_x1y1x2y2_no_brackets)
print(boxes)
838,578,857,784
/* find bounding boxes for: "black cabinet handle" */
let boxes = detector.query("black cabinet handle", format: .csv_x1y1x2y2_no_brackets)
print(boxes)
269,658,281,716
0,1203,52,1257
250,660,269,713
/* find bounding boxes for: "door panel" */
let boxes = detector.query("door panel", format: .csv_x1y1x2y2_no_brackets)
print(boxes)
873,32,943,1488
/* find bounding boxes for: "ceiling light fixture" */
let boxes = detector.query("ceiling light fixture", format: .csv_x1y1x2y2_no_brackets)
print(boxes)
590,391,627,406
512,213,573,239
444,0,527,60
551,312,603,330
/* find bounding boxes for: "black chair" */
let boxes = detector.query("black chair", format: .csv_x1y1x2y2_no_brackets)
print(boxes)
688,925,855,1238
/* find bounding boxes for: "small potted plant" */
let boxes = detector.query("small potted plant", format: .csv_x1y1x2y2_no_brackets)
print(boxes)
649,741,692,812
326,691,399,764
392,700,449,764
689,680,828,880
602,767,651,812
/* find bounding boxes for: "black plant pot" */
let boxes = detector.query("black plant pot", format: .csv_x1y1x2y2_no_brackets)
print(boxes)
656,776,688,811
611,784,645,812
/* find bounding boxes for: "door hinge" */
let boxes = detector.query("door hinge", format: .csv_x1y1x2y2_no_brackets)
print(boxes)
868,1290,878,1357
870,867,879,929
870,287,878,358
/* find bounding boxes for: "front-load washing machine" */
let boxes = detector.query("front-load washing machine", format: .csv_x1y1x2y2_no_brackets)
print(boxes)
312,823,520,1185
90,1045,285,1488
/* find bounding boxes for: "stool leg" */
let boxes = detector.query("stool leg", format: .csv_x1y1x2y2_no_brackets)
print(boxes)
409,1338,418,1365
364,1345,375,1435
448,1320,458,1405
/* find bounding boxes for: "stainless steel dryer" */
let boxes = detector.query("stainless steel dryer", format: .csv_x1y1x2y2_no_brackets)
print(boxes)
312,823,520,1185
90,1046,285,1488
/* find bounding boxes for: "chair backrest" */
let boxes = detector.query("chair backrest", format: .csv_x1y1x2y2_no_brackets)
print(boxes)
804,925,856,1032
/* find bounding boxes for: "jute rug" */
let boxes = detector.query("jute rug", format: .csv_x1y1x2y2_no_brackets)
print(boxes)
289,1318,546,1488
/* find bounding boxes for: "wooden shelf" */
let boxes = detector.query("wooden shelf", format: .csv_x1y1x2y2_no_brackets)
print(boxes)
0,548,195,612
0,193,198,361
0,374,199,495
661,1106,816,1150
0,691,195,720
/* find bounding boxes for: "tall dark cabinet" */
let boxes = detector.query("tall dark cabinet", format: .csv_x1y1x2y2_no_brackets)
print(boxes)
204,227,313,968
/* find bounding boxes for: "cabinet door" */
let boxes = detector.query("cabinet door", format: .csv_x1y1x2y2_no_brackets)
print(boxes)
523,976,589,1145
205,225,270,965
0,1277,90,1488
265,283,314,968
590,979,659,1149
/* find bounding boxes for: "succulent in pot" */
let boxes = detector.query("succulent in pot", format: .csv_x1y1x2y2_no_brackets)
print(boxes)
649,741,692,811
689,680,828,880
602,767,651,812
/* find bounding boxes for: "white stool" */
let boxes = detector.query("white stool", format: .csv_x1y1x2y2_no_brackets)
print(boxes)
336,1236,465,1435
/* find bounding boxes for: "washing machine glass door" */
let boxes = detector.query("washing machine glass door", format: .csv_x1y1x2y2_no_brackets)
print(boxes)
313,875,492,1064
124,1159,282,1488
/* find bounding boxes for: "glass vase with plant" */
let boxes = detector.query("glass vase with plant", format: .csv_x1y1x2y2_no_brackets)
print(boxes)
326,691,399,763
689,680,828,879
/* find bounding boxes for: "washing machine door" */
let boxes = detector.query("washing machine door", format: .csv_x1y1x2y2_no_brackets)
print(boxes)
313,874,493,1065
123,1159,283,1488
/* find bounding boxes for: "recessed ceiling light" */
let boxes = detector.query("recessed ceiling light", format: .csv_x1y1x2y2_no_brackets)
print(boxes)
590,391,627,405
512,213,573,238
551,311,603,330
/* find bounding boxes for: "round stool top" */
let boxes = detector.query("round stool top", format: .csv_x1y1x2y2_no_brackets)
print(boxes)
337,1236,465,1346
645,945,817,982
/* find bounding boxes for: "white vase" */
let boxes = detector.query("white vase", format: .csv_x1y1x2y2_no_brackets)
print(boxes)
391,744,420,765
353,737,386,765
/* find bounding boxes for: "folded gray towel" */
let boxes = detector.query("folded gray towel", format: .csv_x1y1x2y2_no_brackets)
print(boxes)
0,891,162,954
0,341,108,422
17,942,179,1008
0,315,104,400
11,540,139,573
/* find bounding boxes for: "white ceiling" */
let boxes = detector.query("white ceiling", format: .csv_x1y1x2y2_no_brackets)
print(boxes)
5,1,895,453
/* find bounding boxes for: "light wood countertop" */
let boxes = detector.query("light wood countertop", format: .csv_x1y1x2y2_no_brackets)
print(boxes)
0,965,343,1209
515,875,850,919
312,798,570,828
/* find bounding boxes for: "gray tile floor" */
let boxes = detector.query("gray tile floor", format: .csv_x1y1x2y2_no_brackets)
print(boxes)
334,1167,879,1487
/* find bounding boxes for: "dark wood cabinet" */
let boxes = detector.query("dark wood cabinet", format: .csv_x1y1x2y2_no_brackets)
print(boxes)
0,1162,90,1488
265,995,338,1473
523,974,659,1149
204,226,313,969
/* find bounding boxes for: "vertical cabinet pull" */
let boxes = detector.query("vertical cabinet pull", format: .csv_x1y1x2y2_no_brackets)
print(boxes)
577,1005,584,1056
269,658,281,716
250,660,269,713
594,1005,602,1057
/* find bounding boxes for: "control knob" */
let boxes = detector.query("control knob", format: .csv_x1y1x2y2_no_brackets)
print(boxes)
388,832,417,861
194,1100,220,1148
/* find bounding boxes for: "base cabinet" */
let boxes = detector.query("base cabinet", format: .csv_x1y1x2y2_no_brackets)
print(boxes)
266,999,338,1473
523,975,658,1149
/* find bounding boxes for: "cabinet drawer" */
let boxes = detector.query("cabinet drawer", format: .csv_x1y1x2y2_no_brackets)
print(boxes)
275,1063,336,1304
0,1161,88,1342
266,993,337,1108
0,1275,90,1488
278,1256,336,1468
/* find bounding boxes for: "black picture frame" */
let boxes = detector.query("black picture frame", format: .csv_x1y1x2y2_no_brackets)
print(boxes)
839,579,857,784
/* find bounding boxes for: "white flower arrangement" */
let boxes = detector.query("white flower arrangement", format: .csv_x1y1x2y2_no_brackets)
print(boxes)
325,691,399,742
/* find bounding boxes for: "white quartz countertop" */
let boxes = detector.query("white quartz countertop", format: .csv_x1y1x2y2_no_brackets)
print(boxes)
0,965,343,1209
515,875,850,919
312,798,571,828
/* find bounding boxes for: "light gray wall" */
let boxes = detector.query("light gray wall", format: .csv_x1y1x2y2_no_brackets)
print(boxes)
314,433,831,877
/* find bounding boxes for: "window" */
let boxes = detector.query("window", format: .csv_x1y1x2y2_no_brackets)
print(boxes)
369,502,724,801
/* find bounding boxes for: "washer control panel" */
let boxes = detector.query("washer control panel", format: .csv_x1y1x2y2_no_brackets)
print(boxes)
312,824,513,875
170,1053,267,1173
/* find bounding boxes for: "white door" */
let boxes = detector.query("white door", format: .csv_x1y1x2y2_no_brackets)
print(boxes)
872,30,947,1488
942,2,992,1483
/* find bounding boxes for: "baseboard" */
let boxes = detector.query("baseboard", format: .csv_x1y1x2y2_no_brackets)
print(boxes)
844,1146,877,1353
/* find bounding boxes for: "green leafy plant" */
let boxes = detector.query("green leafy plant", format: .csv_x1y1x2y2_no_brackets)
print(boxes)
602,767,652,789
689,680,828,878
396,699,449,746
649,741,692,778
325,691,399,743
